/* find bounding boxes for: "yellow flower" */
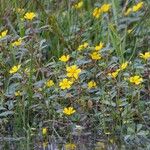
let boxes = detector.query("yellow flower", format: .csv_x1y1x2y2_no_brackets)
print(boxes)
124,8,132,16
15,91,21,96
24,68,30,75
45,80,54,88
74,1,83,9
93,7,101,19
65,143,76,150
95,42,104,51
63,107,76,115
123,120,130,124
24,12,36,20
16,8,25,13
11,38,22,47
132,2,143,12
42,128,47,135
77,42,88,51
59,55,70,62
96,142,105,149
120,61,128,70
43,142,48,148
108,69,120,78
66,65,81,79
9,64,21,74
104,131,111,135
93,3,111,18
100,3,111,13
88,81,97,89
139,52,150,60
0,30,8,38
124,2,143,16
70,77,76,83
20,18,24,21
129,75,143,85
38,88,42,92
90,52,101,60
24,68,36,75
59,78,73,90
124,77,128,81
127,29,133,34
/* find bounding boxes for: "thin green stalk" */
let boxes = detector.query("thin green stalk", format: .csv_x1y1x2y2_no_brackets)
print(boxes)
111,0,118,27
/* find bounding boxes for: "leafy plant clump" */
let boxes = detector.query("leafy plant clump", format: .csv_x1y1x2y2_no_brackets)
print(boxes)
0,0,150,149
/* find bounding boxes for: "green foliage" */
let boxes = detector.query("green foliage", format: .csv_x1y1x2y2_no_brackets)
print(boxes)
0,0,150,149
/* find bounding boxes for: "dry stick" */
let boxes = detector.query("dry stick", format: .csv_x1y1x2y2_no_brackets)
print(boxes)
122,0,129,14
52,121,63,141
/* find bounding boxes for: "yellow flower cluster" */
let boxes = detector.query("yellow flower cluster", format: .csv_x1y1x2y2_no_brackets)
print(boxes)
42,128,47,135
11,38,22,47
77,42,88,51
43,142,48,148
120,61,128,70
124,2,144,16
9,64,21,74
65,143,76,150
15,91,22,96
59,78,73,90
59,65,81,90
139,52,150,60
127,29,133,34
94,42,104,51
129,75,143,85
45,80,54,88
59,55,70,62
108,62,128,78
91,52,102,60
73,1,83,9
108,69,120,78
0,30,8,39
24,12,36,20
63,107,76,115
90,42,104,60
133,2,144,12
88,81,97,89
93,3,111,18
66,65,81,79
15,8,25,14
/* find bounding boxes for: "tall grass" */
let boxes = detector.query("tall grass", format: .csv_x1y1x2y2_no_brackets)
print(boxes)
0,0,150,149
